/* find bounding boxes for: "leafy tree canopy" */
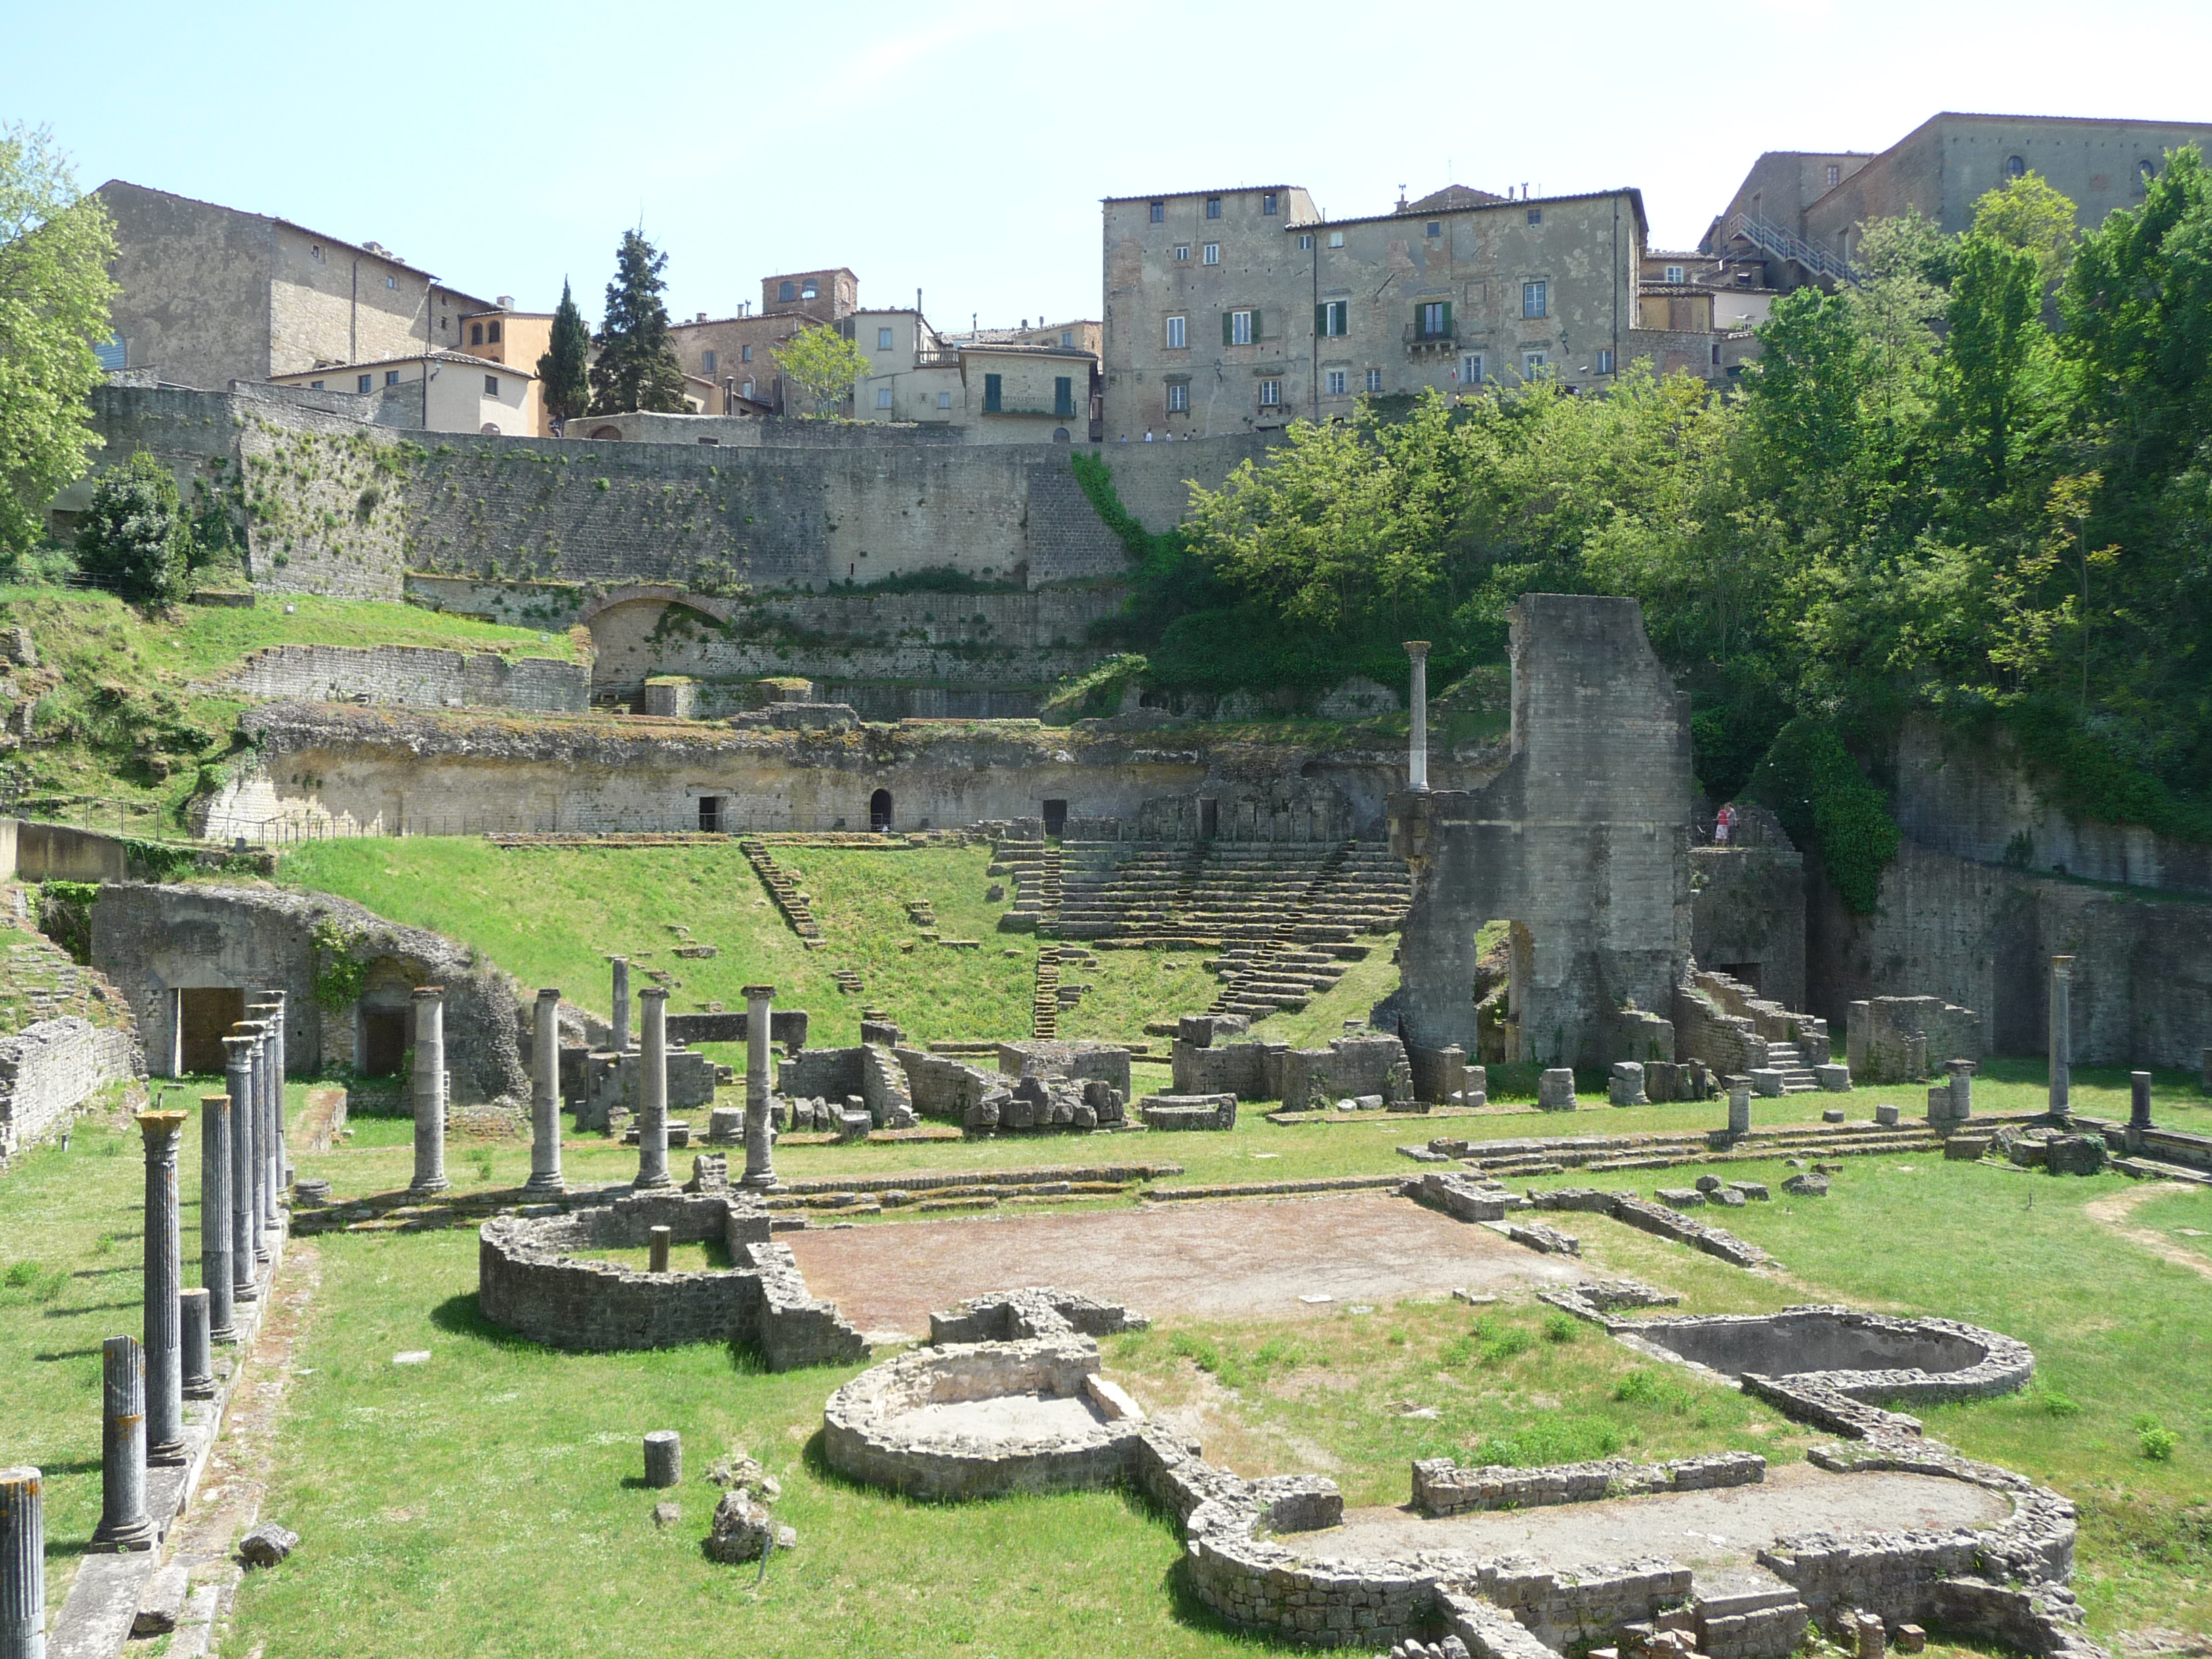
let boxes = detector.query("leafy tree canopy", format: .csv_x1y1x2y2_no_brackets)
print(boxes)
771,325,870,417
588,231,687,416
75,451,190,606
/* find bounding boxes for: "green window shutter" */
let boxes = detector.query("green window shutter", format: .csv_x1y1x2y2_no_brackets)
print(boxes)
1250,308,1261,340
1223,312,1234,346
1441,301,1452,335
1315,302,1327,336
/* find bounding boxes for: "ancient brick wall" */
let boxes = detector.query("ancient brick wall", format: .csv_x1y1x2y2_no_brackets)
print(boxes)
0,1019,144,1166
208,642,590,712
1689,845,1806,1012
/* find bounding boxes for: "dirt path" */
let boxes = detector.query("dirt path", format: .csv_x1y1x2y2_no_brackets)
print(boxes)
2083,1183,2212,1282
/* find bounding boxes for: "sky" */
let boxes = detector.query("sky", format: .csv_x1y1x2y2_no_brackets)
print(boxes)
7,0,2210,329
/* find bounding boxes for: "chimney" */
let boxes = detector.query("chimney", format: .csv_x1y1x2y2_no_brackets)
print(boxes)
496,294,514,310
696,312,707,323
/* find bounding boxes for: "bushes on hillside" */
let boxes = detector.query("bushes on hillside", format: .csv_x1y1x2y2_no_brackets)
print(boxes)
74,452,190,605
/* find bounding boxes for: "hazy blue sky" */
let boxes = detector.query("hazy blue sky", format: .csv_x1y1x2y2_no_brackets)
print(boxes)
7,0,2208,329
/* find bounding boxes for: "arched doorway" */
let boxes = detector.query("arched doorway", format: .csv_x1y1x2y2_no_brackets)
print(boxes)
869,789,893,832
590,425,621,441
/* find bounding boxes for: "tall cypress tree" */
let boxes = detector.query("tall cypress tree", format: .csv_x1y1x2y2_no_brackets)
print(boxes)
588,230,688,415
536,278,592,427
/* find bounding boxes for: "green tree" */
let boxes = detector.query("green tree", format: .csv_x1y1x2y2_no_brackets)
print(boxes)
771,324,869,418
74,451,190,605
1971,171,2080,289
0,123,118,556
536,278,592,427
588,231,687,415
1936,234,2046,499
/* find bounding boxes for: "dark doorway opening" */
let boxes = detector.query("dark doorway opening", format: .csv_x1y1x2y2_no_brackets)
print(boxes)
1042,798,1068,836
1715,962,1763,993
869,789,893,832
1199,798,1219,840
698,795,723,833
360,1006,407,1076
179,987,246,1075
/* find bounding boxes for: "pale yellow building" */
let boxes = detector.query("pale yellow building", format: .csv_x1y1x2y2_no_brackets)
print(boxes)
268,350,540,436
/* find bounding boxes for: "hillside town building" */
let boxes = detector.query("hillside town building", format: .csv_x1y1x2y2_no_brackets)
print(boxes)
264,349,542,438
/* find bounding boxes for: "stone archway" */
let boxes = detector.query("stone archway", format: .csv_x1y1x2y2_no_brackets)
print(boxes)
870,790,893,832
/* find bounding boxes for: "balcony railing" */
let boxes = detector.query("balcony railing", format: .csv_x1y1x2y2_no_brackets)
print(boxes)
1403,323,1456,352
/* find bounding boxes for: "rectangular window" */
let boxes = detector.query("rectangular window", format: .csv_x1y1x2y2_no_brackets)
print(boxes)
1228,309,1253,346
741,344,752,362
1149,200,1165,222
1425,220,1441,239
1663,265,1683,285
1325,369,1348,396
703,349,718,374
1597,348,1616,374
983,373,1003,413
1166,382,1189,412
1526,207,1542,225
356,374,371,392
1258,378,1281,407
1316,299,1347,337
1203,243,1220,265
1061,329,1073,346
1365,367,1383,392
1327,230,1345,248
385,369,400,386
1418,300,1450,338
487,320,501,343
309,380,323,390
877,327,894,350
742,380,754,398
937,390,951,409
1523,281,1547,318
485,374,500,394
876,387,894,409
1166,315,1186,349
1054,376,1074,417
1522,350,1548,377
1298,232,1314,250
1826,164,1841,188
470,322,484,346
1711,342,1723,365
1173,243,1190,262
1460,352,1483,386
1263,192,1279,216
1206,197,1221,219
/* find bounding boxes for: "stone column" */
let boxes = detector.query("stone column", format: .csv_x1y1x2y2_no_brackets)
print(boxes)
1946,1059,1975,1122
410,987,449,1197
263,991,289,1203
180,1289,213,1401
636,988,672,1191
247,1000,283,1232
648,1226,672,1274
1404,640,1431,794
90,1336,153,1553
525,989,565,1196
642,1431,681,1488
222,1036,258,1307
742,984,777,1189
136,1110,187,1467
1727,1079,1752,1138
0,1465,43,1659
197,1091,234,1344
2049,955,2073,1117
2128,1070,2153,1153
610,957,631,1052
232,1021,270,1263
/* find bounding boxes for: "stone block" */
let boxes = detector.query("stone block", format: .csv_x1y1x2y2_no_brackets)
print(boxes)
239,1523,299,1568
1750,1068,1786,1098
1815,1063,1851,1092
1725,1181,1769,1201
1609,1062,1648,1108
1655,1187,1704,1210
2044,1133,2107,1176
1822,1107,1846,1124
707,1105,743,1145
1537,1068,1577,1111
1782,1172,1828,1197
1875,1102,1900,1126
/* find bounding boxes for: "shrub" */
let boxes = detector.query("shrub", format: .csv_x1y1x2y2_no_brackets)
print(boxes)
75,452,192,605
1747,716,1900,913
1543,1311,1580,1343
2141,1423,2178,1461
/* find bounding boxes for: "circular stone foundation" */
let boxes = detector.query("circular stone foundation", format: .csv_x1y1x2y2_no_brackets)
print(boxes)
1610,1305,2034,1407
823,1336,1146,1500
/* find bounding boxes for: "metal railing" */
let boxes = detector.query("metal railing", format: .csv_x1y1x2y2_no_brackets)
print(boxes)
1723,212,1860,286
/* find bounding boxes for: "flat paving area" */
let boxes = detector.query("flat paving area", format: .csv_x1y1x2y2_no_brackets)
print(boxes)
886,1393,1107,1446
1278,1462,2012,1568
787,1192,1584,1337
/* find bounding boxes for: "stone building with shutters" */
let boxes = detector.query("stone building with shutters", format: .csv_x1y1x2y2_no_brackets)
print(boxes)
1100,182,1652,441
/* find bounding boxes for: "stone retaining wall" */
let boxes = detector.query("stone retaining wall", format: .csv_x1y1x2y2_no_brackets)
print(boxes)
1412,1452,1767,1517
203,642,590,713
0,1017,142,1166
1139,1093,1237,1130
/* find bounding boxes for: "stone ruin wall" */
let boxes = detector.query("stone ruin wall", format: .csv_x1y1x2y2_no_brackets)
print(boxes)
205,642,591,713
0,1017,144,1167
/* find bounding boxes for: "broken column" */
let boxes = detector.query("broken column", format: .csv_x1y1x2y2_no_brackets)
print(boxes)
180,1288,213,1401
136,1109,187,1468
610,956,632,1052
649,1225,672,1274
410,986,449,1197
524,988,565,1196
198,1090,234,1344
1405,640,1431,794
1728,1078,1752,1138
635,987,672,1191
2048,955,2072,1117
642,1431,681,1488
1,1465,43,1659
223,1036,258,1307
1946,1058,1975,1122
90,1335,153,1552
2128,1071,2153,1153
741,983,777,1189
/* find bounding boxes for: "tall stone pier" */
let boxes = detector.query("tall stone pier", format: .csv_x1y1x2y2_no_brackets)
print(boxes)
223,1036,258,1307
1405,640,1431,794
136,1109,188,1467
411,986,450,1197
2049,955,2073,1117
525,988,565,1196
610,956,631,1052
198,1090,234,1343
1,1465,43,1659
1387,594,1694,1068
90,1336,152,1553
233,1020,270,1263
635,987,672,1191
742,984,777,1189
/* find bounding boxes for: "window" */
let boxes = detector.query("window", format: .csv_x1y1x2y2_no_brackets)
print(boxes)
1460,352,1483,386
863,327,886,351
741,344,752,362
1165,314,1187,349
1227,309,1253,346
1417,300,1450,339
1263,192,1279,216
1298,232,1314,250
1325,369,1348,396
2005,155,2026,180
309,244,323,262
1149,200,1166,223
1365,367,1382,392
801,281,819,299
1061,330,1073,346
1826,164,1841,188
1736,270,1754,285
1711,342,1722,366
1597,348,1616,374
742,380,754,398
485,375,500,395
876,387,894,409
779,281,796,302
2137,159,2157,192
1258,378,1281,407
702,349,717,375
357,374,371,392
1327,230,1345,248
1173,243,1190,261
470,322,485,346
487,321,501,344
983,373,1003,412
385,369,399,386
1166,382,1189,412
1664,264,1684,284
937,390,951,408
1526,207,1542,225
1523,281,1547,319
309,380,323,390
1425,221,1441,239
1054,375,1075,417
1522,350,1548,377
385,275,397,289
1317,299,1347,336
1203,243,1220,264
1205,197,1221,219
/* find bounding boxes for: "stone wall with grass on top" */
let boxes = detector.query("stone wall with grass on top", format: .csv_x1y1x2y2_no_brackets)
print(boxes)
0,1019,143,1168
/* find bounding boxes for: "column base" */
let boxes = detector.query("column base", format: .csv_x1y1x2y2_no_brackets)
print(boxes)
520,1173,567,1196
409,1178,451,1197
184,1376,216,1399
632,1176,676,1193
148,1437,188,1468
740,1173,780,1191
207,1324,238,1346
232,1283,258,1305
89,1517,157,1553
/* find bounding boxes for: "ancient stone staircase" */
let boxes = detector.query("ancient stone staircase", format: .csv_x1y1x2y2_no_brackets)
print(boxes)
740,838,825,949
1759,1043,1821,1093
1439,1117,1953,1181
1032,947,1061,1038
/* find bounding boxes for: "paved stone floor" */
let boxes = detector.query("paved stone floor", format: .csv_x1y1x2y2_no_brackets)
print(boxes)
1275,1462,2012,1569
885,1392,1107,1445
785,1192,1586,1338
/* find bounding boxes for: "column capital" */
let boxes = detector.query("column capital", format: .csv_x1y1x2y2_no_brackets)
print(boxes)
134,1109,188,1143
412,984,445,1001
742,984,775,1001
536,987,562,1002
639,985,669,1003
1404,639,1431,659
